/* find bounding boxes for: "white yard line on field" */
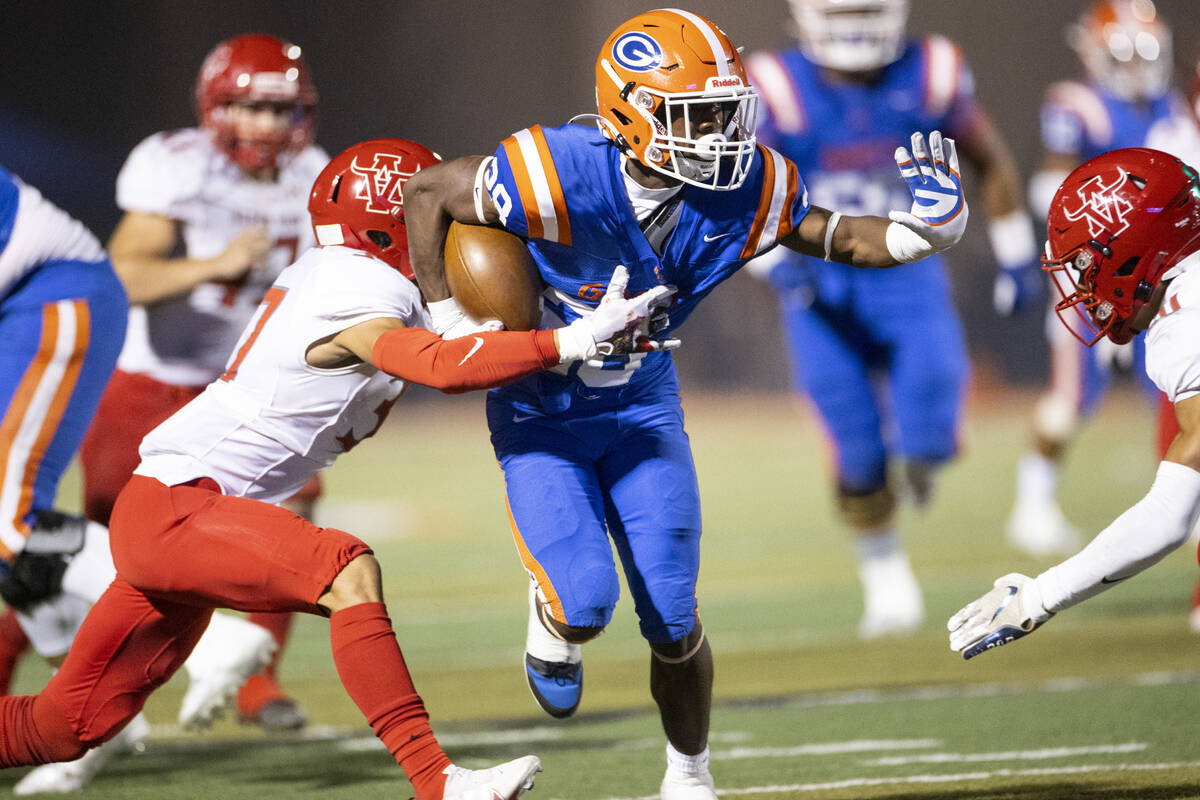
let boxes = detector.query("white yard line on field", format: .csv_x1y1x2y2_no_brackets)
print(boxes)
596,760,1200,800
863,741,1147,766
715,740,940,759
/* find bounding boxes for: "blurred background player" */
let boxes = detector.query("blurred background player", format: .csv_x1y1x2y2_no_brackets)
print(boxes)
403,9,967,796
0,166,133,792
0,167,283,795
0,134,680,800
77,32,328,731
1007,0,1183,558
744,0,1040,638
950,147,1200,661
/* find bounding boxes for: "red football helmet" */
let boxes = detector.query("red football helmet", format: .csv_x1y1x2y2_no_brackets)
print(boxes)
1044,147,1200,345
594,9,758,191
308,138,441,280
195,34,318,171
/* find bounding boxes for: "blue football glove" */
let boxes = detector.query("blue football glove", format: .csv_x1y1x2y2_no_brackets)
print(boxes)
993,262,1044,317
947,573,1054,660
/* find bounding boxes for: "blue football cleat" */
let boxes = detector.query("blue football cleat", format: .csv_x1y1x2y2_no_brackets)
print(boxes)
524,653,583,719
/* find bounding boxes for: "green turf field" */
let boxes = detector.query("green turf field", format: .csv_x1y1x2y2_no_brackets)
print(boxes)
7,387,1200,799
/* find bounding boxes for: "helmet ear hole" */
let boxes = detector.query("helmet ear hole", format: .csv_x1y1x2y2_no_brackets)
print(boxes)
328,175,342,203
365,230,392,250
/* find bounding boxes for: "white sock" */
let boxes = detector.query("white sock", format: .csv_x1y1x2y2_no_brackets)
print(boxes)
854,527,899,564
1016,451,1059,507
666,742,709,775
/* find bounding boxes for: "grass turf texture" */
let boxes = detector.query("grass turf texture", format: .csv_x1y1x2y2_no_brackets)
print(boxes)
7,386,1200,799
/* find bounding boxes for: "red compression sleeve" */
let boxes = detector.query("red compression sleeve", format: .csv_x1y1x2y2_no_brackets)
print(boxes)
370,326,559,394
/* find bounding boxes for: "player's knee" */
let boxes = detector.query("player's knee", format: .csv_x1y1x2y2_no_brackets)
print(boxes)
649,621,706,665
320,554,383,614
836,483,896,529
542,613,604,644
1034,392,1078,443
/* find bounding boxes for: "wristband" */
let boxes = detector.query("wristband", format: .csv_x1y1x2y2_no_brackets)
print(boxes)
822,212,843,262
427,297,466,334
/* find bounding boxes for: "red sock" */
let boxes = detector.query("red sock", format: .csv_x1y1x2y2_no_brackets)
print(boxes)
0,609,31,695
0,694,85,767
238,612,295,716
330,603,451,800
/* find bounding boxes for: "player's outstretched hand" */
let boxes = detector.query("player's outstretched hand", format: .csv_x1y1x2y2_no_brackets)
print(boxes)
993,261,1043,317
427,297,505,339
948,573,1054,660
887,131,968,263
556,266,676,362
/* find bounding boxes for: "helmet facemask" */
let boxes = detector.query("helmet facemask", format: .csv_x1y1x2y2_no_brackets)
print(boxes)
791,0,909,72
632,80,759,190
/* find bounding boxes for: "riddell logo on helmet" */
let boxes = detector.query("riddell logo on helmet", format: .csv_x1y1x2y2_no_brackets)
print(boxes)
706,76,744,90
1062,170,1134,239
349,155,415,215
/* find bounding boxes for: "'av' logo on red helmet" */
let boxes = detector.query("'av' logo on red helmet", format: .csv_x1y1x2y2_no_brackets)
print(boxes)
349,154,415,215
1062,169,1134,239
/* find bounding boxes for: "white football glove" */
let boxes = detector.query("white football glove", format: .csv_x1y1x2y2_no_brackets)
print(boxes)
887,130,968,263
947,573,1054,660
555,266,676,363
427,297,505,339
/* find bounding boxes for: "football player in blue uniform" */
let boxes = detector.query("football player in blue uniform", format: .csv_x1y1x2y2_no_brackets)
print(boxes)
403,10,967,798
1008,0,1184,557
744,0,1040,639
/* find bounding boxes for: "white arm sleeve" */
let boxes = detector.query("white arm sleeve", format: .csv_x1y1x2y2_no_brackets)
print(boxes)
1034,461,1200,613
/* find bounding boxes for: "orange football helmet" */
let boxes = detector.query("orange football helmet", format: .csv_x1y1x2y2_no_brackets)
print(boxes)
594,9,758,191
195,34,318,171
1069,0,1171,102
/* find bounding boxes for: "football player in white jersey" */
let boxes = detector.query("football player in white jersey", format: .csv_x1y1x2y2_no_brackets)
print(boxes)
949,147,1200,660
0,137,672,800
78,33,330,732
1007,0,1184,559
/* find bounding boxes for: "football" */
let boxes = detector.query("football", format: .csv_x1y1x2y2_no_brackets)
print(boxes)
443,222,543,331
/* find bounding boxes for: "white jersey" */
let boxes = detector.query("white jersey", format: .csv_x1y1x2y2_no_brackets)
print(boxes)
1146,112,1200,172
1146,258,1200,404
134,246,428,504
115,128,328,386
0,172,105,297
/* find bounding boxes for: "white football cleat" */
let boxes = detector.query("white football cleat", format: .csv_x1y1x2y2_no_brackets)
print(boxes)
441,755,541,800
1006,500,1081,558
660,767,717,800
858,552,925,640
13,712,149,795
178,612,276,730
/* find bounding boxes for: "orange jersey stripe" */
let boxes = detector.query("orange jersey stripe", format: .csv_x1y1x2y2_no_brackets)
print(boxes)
16,301,90,537
528,127,571,247
779,157,800,238
504,496,566,623
739,146,777,260
0,304,62,558
502,135,542,239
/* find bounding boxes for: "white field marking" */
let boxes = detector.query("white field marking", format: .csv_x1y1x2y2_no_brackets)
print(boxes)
863,742,1147,766
336,728,753,753
150,669,1200,743
716,740,939,760
599,761,1200,800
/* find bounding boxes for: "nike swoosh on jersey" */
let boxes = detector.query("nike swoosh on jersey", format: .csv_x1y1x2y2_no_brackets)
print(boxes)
703,231,733,242
512,413,539,423
457,337,485,366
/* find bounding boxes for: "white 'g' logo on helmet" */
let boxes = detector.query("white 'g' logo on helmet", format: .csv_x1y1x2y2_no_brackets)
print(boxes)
612,32,663,72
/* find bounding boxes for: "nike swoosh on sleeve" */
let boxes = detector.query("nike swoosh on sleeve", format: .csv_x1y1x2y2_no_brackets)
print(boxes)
457,336,485,366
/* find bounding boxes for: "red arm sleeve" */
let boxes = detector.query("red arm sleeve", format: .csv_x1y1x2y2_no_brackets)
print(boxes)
369,326,559,394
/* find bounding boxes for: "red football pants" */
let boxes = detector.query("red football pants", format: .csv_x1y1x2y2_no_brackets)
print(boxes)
0,476,368,762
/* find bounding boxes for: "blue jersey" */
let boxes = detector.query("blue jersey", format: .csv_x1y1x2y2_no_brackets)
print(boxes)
483,122,808,403
1039,79,1179,160
746,35,976,283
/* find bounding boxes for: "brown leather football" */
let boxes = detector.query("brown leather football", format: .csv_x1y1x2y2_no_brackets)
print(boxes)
443,222,543,331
